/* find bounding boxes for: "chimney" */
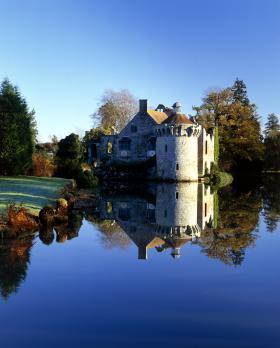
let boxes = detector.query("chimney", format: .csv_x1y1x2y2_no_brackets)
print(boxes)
139,99,148,114
138,246,148,260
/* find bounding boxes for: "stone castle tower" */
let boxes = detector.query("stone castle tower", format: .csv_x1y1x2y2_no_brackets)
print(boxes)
155,102,202,181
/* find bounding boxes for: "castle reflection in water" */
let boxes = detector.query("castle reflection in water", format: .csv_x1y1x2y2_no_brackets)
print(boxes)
1,177,277,298
96,183,215,259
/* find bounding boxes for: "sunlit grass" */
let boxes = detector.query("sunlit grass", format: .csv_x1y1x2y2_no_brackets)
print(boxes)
0,176,70,215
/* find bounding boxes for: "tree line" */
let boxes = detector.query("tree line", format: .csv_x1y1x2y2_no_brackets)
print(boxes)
0,78,279,180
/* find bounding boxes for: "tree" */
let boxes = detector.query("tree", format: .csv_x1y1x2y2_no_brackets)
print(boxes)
264,113,280,171
193,80,264,171
83,126,111,144
192,88,233,128
56,133,83,177
0,79,37,175
56,133,97,188
231,78,250,105
92,89,138,133
264,113,280,138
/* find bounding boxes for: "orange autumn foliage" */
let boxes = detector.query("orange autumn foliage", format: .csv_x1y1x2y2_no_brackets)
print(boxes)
7,204,38,232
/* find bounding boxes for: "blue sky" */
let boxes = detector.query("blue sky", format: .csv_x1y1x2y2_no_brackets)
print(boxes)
0,0,279,141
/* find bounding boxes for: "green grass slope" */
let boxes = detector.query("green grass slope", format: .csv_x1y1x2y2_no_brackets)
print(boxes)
0,176,70,215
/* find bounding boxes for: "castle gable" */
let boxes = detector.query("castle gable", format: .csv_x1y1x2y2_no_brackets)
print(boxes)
119,111,157,137
119,99,168,137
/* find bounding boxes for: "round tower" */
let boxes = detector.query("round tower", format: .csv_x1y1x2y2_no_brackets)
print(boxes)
155,104,201,181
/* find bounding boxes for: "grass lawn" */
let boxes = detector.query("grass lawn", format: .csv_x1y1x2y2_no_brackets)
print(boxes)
0,176,70,216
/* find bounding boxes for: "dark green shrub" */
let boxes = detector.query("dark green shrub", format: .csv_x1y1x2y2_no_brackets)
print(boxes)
75,169,98,188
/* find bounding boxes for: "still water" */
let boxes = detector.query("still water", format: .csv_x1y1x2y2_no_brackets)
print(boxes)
0,177,280,347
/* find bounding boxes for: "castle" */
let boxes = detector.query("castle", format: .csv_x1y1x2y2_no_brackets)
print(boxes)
87,99,215,181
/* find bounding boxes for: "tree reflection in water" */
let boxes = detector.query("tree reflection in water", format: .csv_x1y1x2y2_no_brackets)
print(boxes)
0,177,280,298
0,212,84,299
198,186,261,266
0,235,34,299
39,212,84,245
85,216,132,250
262,176,280,233
90,179,278,265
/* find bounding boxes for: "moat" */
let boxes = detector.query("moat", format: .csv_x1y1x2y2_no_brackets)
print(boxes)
0,177,279,348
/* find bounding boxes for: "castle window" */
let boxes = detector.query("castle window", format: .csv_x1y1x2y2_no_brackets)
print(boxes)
107,141,112,154
176,163,179,170
165,144,168,152
164,210,167,218
205,140,208,154
147,137,156,151
131,125,137,133
205,203,207,217
106,202,113,213
176,192,179,199
119,137,131,151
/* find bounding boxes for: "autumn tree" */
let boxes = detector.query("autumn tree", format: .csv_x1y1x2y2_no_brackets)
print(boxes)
91,89,138,133
193,80,263,171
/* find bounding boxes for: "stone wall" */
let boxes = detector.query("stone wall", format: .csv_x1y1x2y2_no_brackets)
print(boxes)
156,130,199,181
198,128,215,176
156,183,198,232
114,112,156,163
197,184,214,230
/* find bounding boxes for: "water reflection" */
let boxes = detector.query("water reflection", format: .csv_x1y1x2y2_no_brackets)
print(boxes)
39,212,83,245
89,177,280,264
0,235,34,299
0,213,84,299
0,176,280,298
262,175,280,233
91,183,214,259
198,185,261,265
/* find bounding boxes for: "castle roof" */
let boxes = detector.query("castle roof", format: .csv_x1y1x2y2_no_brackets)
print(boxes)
168,237,191,249
147,110,168,124
163,113,193,125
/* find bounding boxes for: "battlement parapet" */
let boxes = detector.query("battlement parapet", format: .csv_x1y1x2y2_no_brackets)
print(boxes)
155,124,201,138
